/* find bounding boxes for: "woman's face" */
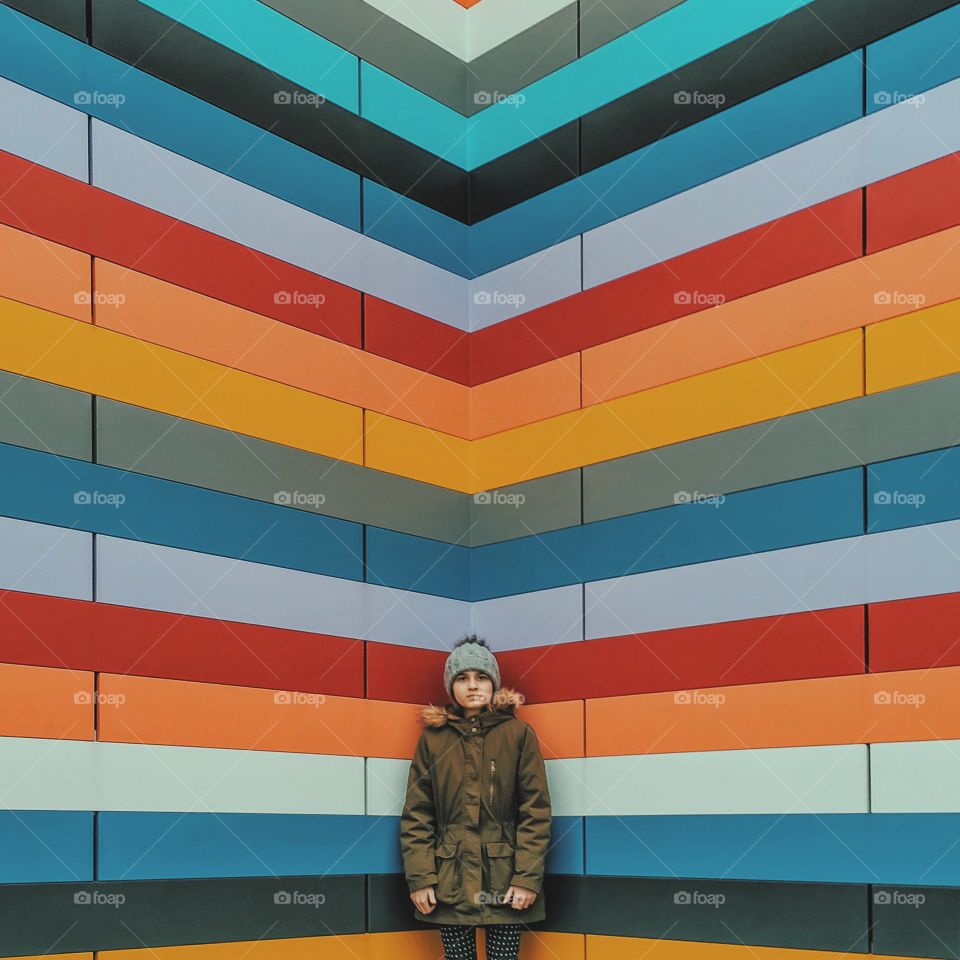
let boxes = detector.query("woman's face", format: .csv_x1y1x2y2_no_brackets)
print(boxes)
452,669,494,712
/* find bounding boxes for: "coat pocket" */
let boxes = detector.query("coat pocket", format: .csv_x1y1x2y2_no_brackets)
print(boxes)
434,840,461,903
482,840,516,899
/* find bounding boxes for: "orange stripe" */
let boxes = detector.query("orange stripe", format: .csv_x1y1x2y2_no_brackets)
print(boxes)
586,667,960,756
0,661,95,740
583,222,960,403
588,935,918,959
93,261,471,437
98,674,585,759
0,222,90,322
96,932,582,960
4,219,959,442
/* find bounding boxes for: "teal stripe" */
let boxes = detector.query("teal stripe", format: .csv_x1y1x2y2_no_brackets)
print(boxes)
467,0,814,166
138,0,816,169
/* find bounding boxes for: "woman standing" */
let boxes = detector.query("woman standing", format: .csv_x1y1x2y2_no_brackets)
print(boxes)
400,635,552,959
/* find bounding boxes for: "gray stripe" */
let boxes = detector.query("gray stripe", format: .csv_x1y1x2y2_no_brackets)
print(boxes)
585,374,960,524
94,397,468,544
579,0,688,55
4,370,959,549
261,0,583,115
0,369,92,461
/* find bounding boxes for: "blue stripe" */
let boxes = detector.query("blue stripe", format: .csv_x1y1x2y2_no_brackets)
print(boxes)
470,469,864,600
868,446,960,532
0,443,364,580
867,3,960,114
0,5,361,231
1,3,952,278
137,0,816,169
366,526,472,601
99,813,583,879
468,52,863,275
368,53,862,277
0,811,94,882
364,180,472,278
587,814,960,886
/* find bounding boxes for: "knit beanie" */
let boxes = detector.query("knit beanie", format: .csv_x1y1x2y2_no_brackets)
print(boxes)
444,636,501,700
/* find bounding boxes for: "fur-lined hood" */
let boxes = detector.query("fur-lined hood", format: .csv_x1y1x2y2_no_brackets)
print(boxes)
421,685,525,727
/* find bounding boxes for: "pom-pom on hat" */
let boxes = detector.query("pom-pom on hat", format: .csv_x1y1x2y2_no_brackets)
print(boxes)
443,634,501,700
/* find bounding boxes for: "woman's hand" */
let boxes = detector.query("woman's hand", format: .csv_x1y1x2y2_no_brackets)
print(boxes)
504,885,537,909
410,885,437,914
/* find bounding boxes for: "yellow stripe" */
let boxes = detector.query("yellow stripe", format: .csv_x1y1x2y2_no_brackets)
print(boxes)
96,931,581,960
0,297,363,463
588,935,919,958
866,297,960,393
0,297,866,492
367,330,863,491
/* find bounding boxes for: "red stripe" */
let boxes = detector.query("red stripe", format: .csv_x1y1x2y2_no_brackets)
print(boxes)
364,295,470,384
12,591,959,702
870,592,960,672
0,150,362,346
867,149,960,254
366,640,449,705
0,148,947,387
0,590,364,696
497,606,866,702
469,192,864,384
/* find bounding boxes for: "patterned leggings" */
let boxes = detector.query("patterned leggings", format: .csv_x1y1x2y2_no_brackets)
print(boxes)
439,923,522,960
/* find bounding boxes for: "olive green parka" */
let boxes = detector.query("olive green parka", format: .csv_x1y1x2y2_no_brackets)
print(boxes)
399,685,552,926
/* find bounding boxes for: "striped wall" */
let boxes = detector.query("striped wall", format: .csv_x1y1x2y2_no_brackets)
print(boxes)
2,0,960,957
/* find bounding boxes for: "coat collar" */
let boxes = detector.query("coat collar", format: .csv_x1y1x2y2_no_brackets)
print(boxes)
421,685,524,729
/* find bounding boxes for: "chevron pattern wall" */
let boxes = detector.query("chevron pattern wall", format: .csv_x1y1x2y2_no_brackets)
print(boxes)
1,0,960,957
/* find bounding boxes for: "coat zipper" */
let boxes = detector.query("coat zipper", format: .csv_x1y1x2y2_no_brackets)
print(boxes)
489,759,495,805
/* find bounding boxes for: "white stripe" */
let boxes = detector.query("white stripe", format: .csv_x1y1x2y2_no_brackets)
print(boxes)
88,518,960,650
5,74,957,334
585,536,867,640
587,518,960,641
0,737,363,813
0,516,92,601
472,584,583,648
872,740,960,813
96,535,469,650
369,744,868,815
577,745,868,814
0,75,87,180
358,0,577,61
584,74,960,288
90,121,469,329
